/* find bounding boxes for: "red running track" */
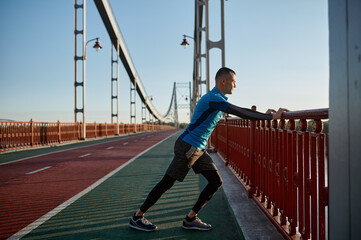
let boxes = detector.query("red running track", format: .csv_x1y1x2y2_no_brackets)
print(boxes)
0,130,177,239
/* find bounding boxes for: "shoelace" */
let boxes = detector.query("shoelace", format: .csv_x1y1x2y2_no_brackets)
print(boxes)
195,217,208,226
141,217,152,225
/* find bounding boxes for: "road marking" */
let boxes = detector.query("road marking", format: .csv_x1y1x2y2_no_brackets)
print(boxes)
123,142,129,145
133,140,138,142
141,137,145,140
106,146,114,150
26,166,52,175
8,131,179,240
79,153,92,158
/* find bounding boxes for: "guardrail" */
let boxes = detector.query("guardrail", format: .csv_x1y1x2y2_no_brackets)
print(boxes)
211,108,329,240
0,120,175,152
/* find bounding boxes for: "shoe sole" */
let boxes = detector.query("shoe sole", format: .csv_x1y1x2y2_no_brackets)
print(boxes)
129,223,157,232
182,225,212,231
129,219,157,232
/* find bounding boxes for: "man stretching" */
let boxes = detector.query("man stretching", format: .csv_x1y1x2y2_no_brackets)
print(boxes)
129,67,288,231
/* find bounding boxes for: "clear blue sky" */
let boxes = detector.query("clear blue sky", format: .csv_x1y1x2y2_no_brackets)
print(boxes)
0,0,329,123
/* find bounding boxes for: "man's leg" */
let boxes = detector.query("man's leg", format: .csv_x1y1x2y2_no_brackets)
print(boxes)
130,137,197,232
137,174,176,215
191,170,223,213
130,174,176,231
183,170,223,231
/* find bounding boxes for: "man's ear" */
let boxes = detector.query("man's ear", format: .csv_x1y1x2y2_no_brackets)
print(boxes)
220,77,226,85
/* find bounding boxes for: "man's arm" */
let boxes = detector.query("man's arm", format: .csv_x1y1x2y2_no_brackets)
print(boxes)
224,104,289,120
225,104,273,120
209,101,289,120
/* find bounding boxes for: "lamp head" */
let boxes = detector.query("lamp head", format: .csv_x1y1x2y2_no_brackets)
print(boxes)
180,37,189,48
93,38,102,51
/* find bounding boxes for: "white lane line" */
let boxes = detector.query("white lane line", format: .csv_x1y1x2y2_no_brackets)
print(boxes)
26,166,52,175
141,137,145,140
106,146,114,150
133,140,138,142
123,142,129,145
79,153,92,158
8,131,179,240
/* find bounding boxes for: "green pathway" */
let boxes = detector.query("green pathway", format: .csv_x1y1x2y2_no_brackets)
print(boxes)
22,133,244,240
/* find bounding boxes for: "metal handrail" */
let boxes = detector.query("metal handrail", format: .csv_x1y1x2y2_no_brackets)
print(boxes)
211,107,329,240
0,120,175,152
281,108,328,120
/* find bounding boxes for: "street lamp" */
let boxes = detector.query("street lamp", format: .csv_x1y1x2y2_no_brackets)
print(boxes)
180,34,194,48
84,37,102,59
74,36,102,140
148,96,154,129
81,37,101,138
180,35,197,121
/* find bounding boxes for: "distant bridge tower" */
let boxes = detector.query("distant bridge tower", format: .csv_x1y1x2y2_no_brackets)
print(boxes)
173,82,179,128
171,82,192,128
175,82,192,123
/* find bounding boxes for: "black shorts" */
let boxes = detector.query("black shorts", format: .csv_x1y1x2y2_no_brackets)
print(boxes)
165,138,218,182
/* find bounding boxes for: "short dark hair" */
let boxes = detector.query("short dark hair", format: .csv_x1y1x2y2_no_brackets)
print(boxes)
215,67,236,82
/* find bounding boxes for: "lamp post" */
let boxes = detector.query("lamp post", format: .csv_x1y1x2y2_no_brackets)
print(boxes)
79,37,102,140
146,96,154,131
180,33,199,119
142,95,153,125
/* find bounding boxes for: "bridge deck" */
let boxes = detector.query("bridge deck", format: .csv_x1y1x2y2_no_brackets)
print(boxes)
0,130,282,240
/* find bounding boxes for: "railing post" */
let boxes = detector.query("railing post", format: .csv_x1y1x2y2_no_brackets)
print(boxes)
105,122,107,137
248,119,257,198
94,121,97,138
225,117,229,166
30,119,34,147
271,119,279,217
79,122,82,140
58,120,61,143
214,124,218,152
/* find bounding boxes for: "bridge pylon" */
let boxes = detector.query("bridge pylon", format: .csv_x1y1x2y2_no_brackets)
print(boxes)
110,41,120,135
191,0,225,117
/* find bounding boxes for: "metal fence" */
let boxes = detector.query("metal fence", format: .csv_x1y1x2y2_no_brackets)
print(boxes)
211,108,329,240
0,120,175,152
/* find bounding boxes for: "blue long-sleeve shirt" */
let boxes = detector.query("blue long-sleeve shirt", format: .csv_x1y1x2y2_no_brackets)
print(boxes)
180,87,272,149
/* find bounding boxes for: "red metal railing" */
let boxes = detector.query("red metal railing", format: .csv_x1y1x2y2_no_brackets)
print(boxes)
211,108,329,240
0,120,175,152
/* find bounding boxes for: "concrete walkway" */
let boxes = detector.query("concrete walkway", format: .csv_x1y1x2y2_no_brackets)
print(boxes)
211,153,284,240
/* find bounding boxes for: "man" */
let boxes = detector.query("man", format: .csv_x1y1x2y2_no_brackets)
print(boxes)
129,67,288,232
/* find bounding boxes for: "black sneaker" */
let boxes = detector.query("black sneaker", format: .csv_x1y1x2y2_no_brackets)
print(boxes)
182,216,212,231
129,215,157,232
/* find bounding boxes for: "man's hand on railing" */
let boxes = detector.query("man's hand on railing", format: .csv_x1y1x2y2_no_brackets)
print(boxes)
266,108,290,120
265,109,276,114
